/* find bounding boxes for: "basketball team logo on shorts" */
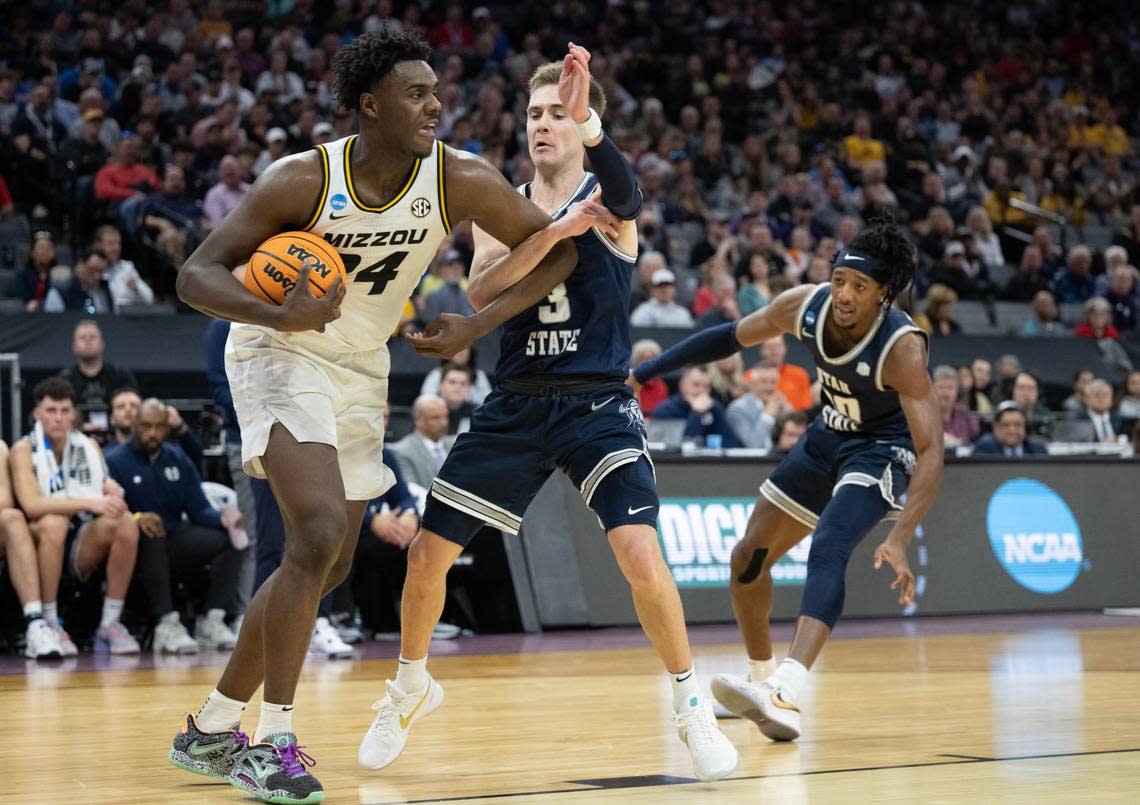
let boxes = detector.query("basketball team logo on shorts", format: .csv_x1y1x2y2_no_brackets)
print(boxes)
330,193,348,211
410,197,432,217
620,399,645,430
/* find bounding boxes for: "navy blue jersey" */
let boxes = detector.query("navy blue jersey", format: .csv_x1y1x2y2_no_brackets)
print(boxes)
494,174,636,382
793,284,927,438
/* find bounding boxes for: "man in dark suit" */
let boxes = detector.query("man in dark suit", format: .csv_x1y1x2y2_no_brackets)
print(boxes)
390,395,452,490
972,402,1048,456
1069,379,1124,443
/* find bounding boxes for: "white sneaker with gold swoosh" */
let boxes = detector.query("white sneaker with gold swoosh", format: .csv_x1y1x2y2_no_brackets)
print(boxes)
711,674,801,741
358,677,444,770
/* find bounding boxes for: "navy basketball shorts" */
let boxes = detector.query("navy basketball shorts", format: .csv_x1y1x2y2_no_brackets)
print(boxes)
421,384,659,546
760,418,917,529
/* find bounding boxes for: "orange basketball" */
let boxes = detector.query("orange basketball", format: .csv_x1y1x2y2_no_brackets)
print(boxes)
241,231,346,305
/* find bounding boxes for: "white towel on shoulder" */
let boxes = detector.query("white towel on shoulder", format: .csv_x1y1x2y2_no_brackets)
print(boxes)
30,421,105,500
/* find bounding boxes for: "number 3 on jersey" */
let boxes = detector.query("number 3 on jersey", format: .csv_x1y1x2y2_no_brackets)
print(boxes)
538,282,571,324
340,251,408,295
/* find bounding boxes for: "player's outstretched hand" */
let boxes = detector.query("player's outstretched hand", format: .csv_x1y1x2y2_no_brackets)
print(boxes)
556,198,622,241
275,263,346,333
407,313,483,359
558,42,593,124
873,538,916,606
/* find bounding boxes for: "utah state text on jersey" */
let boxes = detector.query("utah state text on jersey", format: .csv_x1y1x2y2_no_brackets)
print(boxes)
525,328,580,356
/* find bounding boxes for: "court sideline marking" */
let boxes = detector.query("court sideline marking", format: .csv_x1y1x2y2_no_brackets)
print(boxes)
371,746,1140,803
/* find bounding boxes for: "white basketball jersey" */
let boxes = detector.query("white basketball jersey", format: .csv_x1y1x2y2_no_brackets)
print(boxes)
236,135,451,363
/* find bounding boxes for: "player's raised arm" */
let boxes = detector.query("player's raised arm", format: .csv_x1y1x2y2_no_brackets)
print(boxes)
175,153,345,331
873,332,944,605
631,284,817,385
408,150,585,357
562,44,642,220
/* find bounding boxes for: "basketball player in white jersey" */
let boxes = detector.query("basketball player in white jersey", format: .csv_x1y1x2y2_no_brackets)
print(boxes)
168,30,619,804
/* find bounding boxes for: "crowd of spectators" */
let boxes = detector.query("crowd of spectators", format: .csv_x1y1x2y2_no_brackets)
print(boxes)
0,1,1136,337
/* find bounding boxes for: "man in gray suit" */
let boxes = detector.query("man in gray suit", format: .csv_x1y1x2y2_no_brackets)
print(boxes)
390,395,452,490
726,364,793,450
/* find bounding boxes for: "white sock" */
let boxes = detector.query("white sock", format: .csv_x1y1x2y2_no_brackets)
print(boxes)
747,656,778,683
160,611,181,625
670,667,701,712
769,658,809,700
395,654,428,693
206,608,227,622
255,701,295,743
23,600,43,622
197,688,247,733
43,601,58,623
100,598,124,629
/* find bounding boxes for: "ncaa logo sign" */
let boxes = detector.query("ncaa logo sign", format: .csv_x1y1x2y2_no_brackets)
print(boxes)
986,478,1083,594
330,193,348,211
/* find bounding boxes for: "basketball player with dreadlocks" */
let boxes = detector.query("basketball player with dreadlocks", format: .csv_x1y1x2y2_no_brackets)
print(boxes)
631,218,943,742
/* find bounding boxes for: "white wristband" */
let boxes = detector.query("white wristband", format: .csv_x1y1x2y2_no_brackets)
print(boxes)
575,108,603,142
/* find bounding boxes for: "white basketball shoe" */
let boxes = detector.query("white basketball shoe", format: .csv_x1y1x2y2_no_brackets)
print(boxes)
358,677,445,770
674,702,740,781
711,673,801,741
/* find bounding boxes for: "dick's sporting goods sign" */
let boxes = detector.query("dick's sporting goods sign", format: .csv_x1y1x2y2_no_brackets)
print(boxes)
656,497,812,588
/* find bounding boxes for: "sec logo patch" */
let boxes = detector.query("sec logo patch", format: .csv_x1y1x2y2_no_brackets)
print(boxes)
410,197,431,218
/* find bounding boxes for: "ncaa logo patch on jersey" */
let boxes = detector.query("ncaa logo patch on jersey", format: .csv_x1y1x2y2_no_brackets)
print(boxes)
805,310,817,327
410,197,432,218
330,193,347,211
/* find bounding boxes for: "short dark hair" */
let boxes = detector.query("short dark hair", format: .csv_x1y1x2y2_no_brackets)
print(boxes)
1014,370,1039,389
844,213,917,305
34,376,77,405
110,386,141,406
331,29,432,111
440,362,474,384
79,246,108,264
774,411,810,441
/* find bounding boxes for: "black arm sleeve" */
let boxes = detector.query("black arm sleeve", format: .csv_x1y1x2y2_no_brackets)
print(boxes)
585,132,643,220
632,322,742,383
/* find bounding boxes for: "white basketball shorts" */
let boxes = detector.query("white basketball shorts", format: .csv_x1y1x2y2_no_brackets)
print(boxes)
225,326,394,501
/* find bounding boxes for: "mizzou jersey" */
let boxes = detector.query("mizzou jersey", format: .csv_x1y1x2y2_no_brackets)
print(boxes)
233,135,452,364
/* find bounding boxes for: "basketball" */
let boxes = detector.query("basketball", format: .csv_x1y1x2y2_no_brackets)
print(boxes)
241,231,346,305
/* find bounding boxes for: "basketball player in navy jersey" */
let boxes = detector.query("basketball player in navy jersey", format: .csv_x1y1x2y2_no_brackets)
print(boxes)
631,219,943,742
167,31,618,803
360,45,739,781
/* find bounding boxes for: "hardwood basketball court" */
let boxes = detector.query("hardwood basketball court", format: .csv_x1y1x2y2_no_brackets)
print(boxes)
4,613,1138,803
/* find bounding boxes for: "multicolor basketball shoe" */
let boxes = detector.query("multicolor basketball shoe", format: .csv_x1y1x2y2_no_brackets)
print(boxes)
228,732,323,804
168,713,248,778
